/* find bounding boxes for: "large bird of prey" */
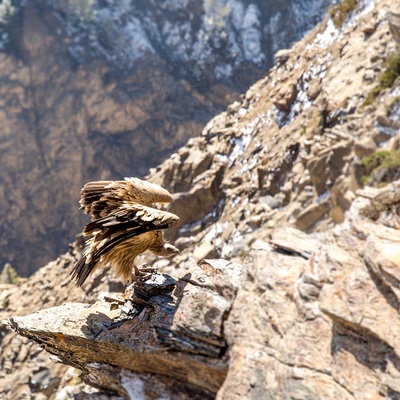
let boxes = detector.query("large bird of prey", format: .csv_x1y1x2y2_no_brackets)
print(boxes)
71,177,180,287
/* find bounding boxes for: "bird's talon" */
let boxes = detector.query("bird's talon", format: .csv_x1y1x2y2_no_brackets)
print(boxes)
139,267,158,273
137,272,154,281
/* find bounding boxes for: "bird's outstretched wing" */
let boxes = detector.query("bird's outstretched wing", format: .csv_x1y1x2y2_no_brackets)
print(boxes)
83,202,179,236
70,202,179,287
80,177,173,220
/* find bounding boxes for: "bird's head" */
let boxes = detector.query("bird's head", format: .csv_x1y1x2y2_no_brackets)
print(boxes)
162,243,180,257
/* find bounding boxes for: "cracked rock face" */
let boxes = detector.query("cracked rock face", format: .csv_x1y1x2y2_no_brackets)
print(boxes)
218,183,400,399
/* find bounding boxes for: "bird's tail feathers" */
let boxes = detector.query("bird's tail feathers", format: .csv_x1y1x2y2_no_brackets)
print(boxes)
70,256,97,287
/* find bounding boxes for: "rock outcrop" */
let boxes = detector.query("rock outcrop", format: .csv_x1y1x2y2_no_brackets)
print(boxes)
8,259,239,398
218,183,400,399
2,0,400,398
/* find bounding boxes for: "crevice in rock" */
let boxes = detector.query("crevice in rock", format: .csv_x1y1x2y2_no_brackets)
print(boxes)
363,258,400,312
328,313,400,374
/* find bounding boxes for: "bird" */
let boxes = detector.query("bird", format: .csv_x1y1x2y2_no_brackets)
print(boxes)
70,177,180,287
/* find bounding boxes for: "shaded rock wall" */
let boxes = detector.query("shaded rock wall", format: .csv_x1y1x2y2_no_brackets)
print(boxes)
0,4,230,276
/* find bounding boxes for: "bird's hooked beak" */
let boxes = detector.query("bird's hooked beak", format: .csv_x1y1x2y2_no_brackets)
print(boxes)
163,243,180,257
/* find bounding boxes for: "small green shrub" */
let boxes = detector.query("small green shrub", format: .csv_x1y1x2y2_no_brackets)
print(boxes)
363,49,400,107
360,150,400,186
380,51,400,87
330,0,358,28
361,151,390,172
360,174,370,186
363,87,383,107
0,263,20,284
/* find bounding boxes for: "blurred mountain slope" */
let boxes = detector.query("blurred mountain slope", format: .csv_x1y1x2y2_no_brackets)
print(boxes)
0,0,330,276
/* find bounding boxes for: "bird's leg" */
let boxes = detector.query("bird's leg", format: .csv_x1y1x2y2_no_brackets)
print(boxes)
132,263,158,283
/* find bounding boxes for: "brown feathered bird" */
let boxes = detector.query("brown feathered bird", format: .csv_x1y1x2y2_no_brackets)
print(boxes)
71,177,180,287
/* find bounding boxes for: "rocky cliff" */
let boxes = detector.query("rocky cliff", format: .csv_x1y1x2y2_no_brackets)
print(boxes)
2,0,400,398
0,0,330,277
6,184,400,399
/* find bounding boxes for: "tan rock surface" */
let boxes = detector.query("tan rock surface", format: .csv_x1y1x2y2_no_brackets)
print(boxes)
218,181,400,399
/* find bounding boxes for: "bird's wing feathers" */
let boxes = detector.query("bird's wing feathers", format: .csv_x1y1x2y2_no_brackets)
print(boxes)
80,177,173,220
79,180,121,220
70,255,93,288
83,202,180,236
90,227,148,265
124,177,173,205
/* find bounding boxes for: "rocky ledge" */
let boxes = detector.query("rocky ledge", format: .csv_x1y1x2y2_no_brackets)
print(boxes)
6,181,400,399
6,259,241,399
